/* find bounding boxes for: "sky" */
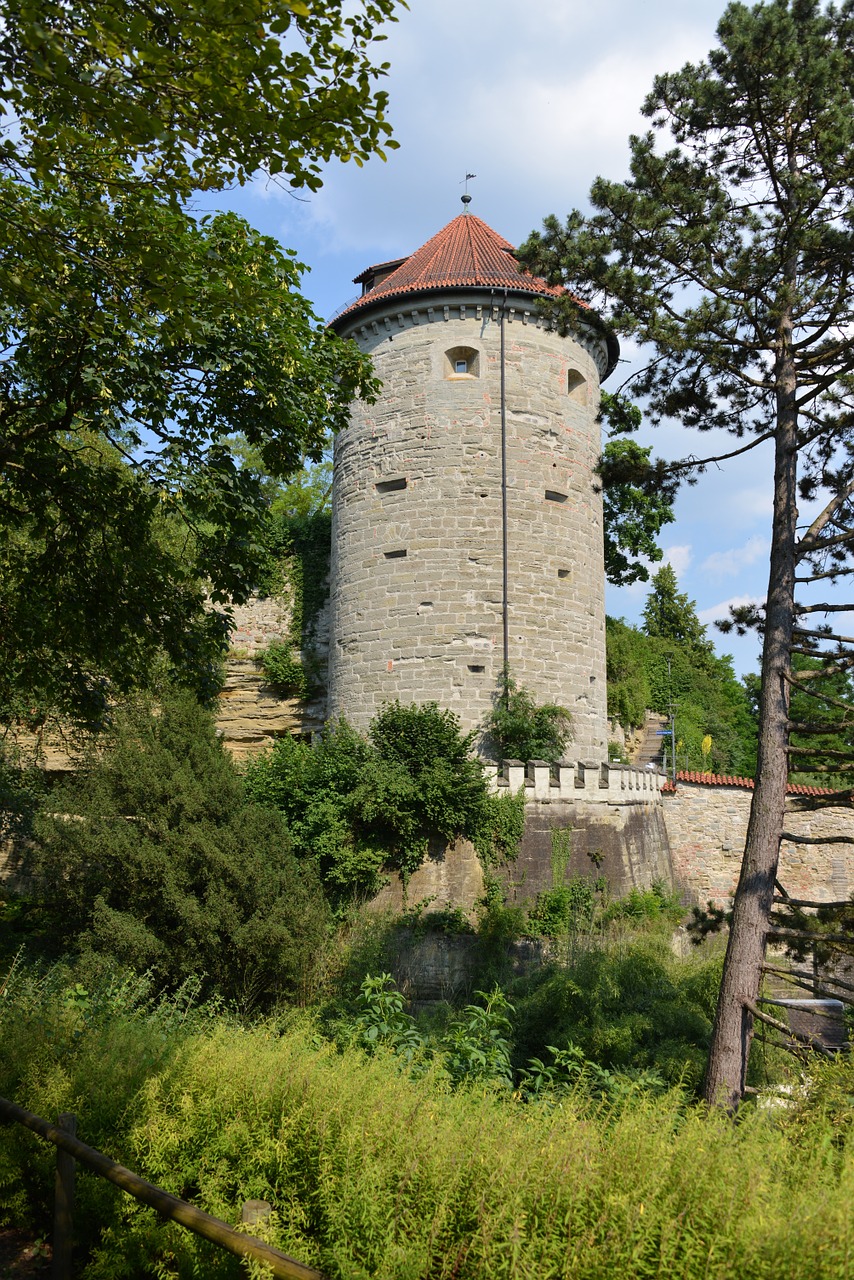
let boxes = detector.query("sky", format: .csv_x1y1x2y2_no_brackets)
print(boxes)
204,0,840,681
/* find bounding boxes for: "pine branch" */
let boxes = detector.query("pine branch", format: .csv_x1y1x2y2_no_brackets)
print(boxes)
796,565,854,584
763,963,854,999
772,896,852,909
780,832,854,845
768,927,854,945
793,627,854,645
796,603,854,614
797,475,854,557
744,1000,835,1054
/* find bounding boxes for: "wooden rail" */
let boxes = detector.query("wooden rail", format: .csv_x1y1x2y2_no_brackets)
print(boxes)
0,1095,325,1280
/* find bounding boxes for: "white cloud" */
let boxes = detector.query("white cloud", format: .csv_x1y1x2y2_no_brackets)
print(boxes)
698,594,764,627
664,544,693,578
701,535,768,580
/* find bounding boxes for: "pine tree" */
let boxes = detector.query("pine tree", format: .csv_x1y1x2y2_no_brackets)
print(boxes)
642,564,711,652
521,0,854,1107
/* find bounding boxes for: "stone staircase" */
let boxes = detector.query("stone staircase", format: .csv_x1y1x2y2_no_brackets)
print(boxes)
632,712,669,769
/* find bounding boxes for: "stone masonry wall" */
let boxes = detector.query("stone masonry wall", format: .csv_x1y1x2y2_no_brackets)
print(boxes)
663,780,852,906
329,290,611,758
218,594,329,758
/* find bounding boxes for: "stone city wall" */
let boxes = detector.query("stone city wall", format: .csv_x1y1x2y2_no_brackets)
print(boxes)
371,761,672,918
662,777,852,907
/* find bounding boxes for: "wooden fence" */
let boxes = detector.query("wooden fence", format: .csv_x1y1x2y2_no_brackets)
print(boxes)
0,1095,325,1280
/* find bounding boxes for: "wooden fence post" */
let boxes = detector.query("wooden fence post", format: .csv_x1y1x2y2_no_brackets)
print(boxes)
51,1113,76,1280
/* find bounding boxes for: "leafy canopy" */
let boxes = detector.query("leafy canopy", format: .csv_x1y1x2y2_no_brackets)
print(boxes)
598,392,676,587
0,0,400,728
1,0,401,196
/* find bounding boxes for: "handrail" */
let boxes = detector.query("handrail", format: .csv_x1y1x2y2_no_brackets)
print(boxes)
0,1095,325,1280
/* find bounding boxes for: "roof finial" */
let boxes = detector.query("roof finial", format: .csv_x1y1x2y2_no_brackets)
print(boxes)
460,172,476,211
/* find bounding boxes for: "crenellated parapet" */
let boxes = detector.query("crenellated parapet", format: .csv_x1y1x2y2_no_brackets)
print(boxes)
484,759,664,803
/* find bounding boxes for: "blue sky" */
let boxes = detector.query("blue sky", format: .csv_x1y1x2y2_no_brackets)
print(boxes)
204,0,843,680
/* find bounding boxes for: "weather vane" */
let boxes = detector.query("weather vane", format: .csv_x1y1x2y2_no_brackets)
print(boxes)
460,172,477,209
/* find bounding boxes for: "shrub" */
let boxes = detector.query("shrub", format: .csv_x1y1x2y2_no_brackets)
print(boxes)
509,937,721,1090
2,989,852,1280
485,670,572,762
526,876,608,938
245,702,525,904
27,694,329,1008
259,639,308,699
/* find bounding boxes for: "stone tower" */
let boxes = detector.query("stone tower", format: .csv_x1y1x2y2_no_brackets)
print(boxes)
328,211,618,760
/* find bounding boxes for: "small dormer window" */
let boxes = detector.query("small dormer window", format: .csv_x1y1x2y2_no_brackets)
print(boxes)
446,345,480,379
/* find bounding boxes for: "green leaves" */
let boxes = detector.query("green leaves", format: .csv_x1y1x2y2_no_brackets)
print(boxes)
485,672,573,764
244,702,521,904
28,694,330,1007
1,0,403,196
0,0,395,728
599,403,677,586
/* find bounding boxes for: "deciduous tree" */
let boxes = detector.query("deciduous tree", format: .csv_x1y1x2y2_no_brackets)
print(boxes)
0,0,400,728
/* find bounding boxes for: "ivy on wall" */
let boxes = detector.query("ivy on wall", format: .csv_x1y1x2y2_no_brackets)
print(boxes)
256,509,332,698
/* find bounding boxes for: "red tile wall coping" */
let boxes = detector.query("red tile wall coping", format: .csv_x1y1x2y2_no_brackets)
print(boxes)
661,771,839,798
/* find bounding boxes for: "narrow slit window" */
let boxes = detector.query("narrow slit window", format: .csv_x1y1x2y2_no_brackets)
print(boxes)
545,489,568,504
384,548,407,559
376,477,407,494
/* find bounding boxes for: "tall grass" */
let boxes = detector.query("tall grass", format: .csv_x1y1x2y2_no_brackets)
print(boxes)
1,968,852,1279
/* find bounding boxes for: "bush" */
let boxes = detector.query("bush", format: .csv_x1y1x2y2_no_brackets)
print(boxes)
26,694,329,1008
259,639,308,698
245,702,525,904
484,670,572,762
509,937,721,1090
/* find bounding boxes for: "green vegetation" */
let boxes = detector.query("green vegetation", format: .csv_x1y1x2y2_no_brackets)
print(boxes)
21,695,329,1009
1,961,852,1279
260,640,310,700
599,391,677,587
606,563,758,775
484,670,573,763
2,684,848,1275
0,0,400,730
245,701,526,902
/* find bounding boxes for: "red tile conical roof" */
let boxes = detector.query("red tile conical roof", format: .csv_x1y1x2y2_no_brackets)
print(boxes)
332,213,564,326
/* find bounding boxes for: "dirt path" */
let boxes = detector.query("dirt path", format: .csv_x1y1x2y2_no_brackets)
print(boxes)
0,1230,51,1278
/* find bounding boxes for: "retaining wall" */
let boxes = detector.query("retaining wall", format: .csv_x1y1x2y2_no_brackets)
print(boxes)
662,777,852,906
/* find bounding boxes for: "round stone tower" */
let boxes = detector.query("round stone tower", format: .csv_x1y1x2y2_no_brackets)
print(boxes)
328,211,618,760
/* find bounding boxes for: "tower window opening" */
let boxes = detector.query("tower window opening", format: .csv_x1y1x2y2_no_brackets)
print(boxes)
468,664,485,674
545,489,568,504
566,369,587,403
384,548,407,559
445,345,480,379
376,476,407,494
557,568,570,579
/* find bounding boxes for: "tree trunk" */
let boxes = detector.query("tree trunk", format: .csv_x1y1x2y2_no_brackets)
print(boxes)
703,317,799,1110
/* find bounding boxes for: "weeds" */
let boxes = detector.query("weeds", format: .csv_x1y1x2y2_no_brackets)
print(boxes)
0,974,852,1280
